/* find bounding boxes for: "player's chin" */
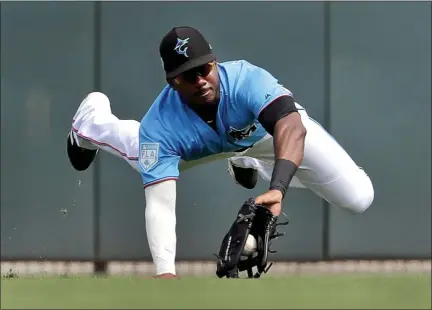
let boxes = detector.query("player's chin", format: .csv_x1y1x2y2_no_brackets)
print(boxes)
196,90,216,105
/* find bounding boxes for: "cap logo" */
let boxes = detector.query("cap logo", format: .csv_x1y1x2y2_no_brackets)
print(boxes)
174,37,190,58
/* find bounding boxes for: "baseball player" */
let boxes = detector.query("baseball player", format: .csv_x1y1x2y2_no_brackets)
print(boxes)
67,26,374,279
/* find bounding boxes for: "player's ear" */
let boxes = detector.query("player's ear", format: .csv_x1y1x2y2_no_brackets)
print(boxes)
167,78,179,90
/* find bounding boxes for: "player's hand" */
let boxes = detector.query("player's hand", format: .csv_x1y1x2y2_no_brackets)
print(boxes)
255,190,283,216
152,273,180,279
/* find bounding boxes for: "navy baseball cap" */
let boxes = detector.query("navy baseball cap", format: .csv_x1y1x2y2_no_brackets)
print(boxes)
159,26,215,78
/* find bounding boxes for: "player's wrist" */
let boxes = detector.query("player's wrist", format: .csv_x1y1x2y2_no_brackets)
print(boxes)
269,189,284,200
269,159,298,198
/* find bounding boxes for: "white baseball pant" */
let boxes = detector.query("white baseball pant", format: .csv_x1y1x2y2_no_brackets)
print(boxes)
71,92,374,214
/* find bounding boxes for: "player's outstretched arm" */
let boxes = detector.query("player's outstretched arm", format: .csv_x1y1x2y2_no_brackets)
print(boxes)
255,96,307,215
144,179,178,278
272,111,306,168
237,64,306,202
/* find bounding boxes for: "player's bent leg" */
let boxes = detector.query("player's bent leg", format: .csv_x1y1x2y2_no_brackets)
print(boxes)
232,108,374,214
312,166,374,214
68,92,140,172
295,112,374,214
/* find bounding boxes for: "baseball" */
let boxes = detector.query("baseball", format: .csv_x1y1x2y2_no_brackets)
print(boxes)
242,234,257,256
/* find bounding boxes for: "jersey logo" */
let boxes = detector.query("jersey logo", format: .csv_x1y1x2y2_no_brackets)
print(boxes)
228,123,258,141
139,143,159,172
174,38,189,58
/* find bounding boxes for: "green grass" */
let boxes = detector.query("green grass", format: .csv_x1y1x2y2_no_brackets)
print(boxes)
1,274,431,309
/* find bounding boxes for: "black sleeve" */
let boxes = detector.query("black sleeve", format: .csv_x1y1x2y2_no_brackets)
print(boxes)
257,95,298,135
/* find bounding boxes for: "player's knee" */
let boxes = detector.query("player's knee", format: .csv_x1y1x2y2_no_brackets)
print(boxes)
345,171,374,214
80,92,112,114
86,92,110,104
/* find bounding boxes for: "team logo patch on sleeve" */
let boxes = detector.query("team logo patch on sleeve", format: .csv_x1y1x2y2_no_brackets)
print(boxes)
139,143,159,171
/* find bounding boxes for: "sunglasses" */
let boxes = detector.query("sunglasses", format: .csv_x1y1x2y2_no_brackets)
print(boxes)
176,61,216,84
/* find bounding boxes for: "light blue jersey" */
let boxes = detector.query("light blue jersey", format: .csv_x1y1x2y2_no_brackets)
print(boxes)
138,60,292,187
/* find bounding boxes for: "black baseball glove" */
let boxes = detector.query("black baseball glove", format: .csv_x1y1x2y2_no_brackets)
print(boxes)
214,197,288,279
